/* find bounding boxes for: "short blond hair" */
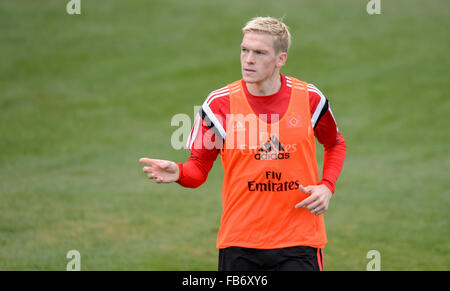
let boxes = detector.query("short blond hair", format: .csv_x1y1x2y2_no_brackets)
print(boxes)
242,16,291,53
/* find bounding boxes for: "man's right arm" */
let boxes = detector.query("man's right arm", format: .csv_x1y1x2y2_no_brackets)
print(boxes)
176,150,218,188
140,129,219,187
176,87,229,187
141,87,228,187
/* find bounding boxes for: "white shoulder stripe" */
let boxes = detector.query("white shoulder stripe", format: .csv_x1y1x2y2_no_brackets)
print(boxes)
206,87,229,104
201,102,226,140
186,112,201,149
187,86,229,149
308,84,328,128
285,76,292,87
212,86,228,93
206,91,229,106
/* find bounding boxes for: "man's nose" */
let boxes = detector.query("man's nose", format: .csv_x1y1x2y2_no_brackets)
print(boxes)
245,51,255,64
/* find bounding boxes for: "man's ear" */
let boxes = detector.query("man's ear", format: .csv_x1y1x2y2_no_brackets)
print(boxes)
277,52,288,68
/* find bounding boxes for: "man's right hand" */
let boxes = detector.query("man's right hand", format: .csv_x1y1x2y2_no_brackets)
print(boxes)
139,158,179,183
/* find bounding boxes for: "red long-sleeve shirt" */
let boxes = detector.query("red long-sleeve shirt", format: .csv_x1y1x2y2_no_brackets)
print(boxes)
177,74,346,193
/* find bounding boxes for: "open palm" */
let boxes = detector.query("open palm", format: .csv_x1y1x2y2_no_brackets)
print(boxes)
140,158,179,183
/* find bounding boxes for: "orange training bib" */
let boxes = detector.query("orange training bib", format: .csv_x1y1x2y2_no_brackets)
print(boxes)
217,77,327,249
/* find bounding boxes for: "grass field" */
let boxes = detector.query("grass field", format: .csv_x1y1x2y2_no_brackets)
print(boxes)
0,0,449,270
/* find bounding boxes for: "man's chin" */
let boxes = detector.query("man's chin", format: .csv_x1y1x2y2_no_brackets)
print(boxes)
242,76,259,83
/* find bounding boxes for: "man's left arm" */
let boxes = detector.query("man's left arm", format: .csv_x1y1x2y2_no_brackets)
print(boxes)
315,111,347,194
295,85,346,215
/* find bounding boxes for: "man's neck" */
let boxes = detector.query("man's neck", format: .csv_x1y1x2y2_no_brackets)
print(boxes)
246,73,282,97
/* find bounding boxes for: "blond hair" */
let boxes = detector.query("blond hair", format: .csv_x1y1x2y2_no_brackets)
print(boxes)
242,16,291,53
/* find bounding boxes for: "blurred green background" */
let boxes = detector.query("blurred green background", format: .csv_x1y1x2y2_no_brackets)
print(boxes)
0,0,449,270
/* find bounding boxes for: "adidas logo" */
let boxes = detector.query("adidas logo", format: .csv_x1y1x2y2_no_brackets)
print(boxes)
254,135,290,160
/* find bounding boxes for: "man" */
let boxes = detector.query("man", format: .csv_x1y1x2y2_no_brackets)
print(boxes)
140,17,346,271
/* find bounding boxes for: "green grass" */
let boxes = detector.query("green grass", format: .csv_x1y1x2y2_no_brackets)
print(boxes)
0,0,449,270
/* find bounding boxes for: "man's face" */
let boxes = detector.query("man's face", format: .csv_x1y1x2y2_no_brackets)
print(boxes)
240,32,286,84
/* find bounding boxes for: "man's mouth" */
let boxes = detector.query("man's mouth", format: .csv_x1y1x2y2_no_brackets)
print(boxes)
244,68,256,73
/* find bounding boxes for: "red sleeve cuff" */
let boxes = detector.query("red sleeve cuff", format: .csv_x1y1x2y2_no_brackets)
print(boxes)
176,162,183,182
319,179,335,194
